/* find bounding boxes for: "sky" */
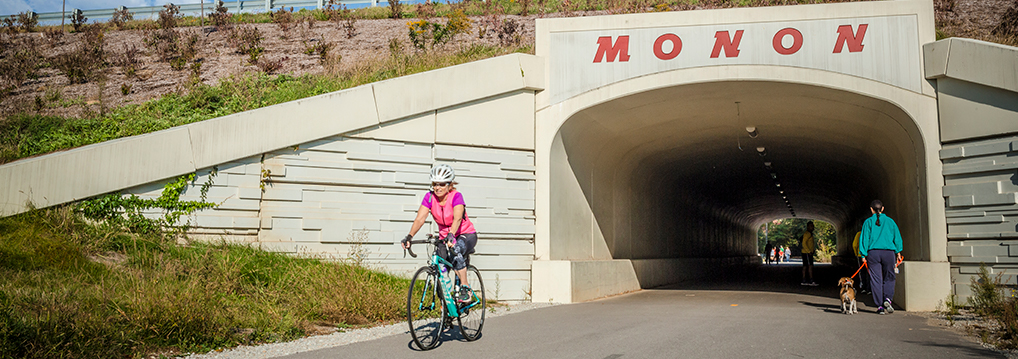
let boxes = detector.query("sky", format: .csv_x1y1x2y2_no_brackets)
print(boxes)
1,0,205,17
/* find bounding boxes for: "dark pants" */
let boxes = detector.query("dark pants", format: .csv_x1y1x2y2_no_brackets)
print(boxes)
866,249,896,307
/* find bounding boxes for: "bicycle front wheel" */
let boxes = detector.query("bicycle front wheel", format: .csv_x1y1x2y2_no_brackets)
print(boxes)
457,265,486,341
407,266,445,350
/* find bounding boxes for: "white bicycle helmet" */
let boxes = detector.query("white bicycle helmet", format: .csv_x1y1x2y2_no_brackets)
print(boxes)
430,164,455,183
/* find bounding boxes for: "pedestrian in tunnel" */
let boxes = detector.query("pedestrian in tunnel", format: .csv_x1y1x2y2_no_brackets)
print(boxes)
860,199,903,315
778,246,784,263
800,221,818,286
764,241,774,265
784,245,791,262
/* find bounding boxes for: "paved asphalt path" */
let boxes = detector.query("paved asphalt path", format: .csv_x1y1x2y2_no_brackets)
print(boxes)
280,263,1002,359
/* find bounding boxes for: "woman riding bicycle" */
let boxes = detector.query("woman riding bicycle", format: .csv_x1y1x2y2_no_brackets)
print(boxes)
401,164,478,301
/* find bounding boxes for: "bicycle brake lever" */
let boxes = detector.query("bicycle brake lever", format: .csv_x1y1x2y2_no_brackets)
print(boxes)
407,245,417,258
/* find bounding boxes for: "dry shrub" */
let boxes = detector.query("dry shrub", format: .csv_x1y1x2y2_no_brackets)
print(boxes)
69,10,87,32
256,56,287,74
272,7,295,33
52,24,106,84
43,27,64,45
496,18,524,47
211,1,232,29
304,38,335,64
110,7,134,30
416,1,437,19
992,0,1018,38
145,28,180,62
158,4,180,30
16,11,38,33
389,0,404,19
2,16,15,36
113,43,140,78
0,38,41,92
228,25,264,64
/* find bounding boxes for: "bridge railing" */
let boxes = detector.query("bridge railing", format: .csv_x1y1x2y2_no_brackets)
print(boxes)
7,0,383,24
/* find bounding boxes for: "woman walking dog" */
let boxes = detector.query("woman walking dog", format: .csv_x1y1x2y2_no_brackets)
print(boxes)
860,199,903,315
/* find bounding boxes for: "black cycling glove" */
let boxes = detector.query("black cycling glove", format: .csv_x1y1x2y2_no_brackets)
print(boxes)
402,234,413,245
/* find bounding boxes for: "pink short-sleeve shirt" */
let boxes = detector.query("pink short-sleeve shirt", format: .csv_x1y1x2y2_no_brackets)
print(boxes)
422,190,476,240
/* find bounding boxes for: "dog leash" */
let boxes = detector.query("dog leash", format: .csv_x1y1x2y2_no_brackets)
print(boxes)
850,261,868,279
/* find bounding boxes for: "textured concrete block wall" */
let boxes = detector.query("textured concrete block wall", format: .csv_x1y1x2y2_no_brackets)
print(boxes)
942,136,1018,300
126,136,536,301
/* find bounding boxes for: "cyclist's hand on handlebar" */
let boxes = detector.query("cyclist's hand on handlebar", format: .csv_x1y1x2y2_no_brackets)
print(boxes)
401,234,413,249
444,234,455,247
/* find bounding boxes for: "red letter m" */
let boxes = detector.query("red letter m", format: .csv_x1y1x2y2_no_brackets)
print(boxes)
593,36,631,63
833,24,868,53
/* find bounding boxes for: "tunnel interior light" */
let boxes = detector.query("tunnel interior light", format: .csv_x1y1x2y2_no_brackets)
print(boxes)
770,173,777,179
756,147,766,157
746,126,758,138
776,183,781,187
779,190,784,194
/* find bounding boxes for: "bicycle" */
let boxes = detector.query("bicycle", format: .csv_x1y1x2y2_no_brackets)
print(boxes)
404,234,486,350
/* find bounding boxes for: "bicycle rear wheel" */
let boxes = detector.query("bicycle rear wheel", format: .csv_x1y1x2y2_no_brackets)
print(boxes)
407,266,445,350
457,265,486,341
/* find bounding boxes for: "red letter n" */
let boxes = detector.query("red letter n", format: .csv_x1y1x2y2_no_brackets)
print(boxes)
833,24,868,53
593,36,631,63
710,30,744,58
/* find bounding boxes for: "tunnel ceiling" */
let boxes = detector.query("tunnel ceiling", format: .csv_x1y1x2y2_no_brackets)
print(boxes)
561,81,923,231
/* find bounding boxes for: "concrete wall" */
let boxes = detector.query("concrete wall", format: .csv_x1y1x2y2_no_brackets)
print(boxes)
926,38,1018,302
126,137,537,301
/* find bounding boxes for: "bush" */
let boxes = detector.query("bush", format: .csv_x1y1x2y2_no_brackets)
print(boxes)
158,3,180,29
69,10,87,32
969,263,1005,316
113,43,140,77
272,7,295,32
388,0,404,19
229,25,264,64
211,1,232,28
0,39,41,92
16,11,38,33
992,0,1018,38
256,56,287,74
110,7,134,30
52,25,106,84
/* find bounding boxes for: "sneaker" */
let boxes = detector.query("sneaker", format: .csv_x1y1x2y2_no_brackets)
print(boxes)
800,282,809,286
808,282,819,287
457,286,473,303
877,306,886,315
883,299,894,314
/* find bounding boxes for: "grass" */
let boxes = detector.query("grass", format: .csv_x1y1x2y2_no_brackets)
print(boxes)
0,43,531,164
0,206,410,358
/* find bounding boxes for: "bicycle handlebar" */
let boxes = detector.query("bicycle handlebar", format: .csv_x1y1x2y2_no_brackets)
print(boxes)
403,234,446,258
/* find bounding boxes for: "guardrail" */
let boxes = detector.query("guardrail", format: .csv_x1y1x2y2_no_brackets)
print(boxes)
5,0,384,24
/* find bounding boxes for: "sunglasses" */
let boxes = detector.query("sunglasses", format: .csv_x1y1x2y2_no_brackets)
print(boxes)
432,182,451,188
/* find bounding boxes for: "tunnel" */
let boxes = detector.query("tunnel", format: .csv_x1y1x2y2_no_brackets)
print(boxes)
537,77,939,292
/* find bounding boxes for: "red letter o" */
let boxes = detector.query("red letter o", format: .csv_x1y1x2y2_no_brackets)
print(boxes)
654,33,682,60
772,28,803,55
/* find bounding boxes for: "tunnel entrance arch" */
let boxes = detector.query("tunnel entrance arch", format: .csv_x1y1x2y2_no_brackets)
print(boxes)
530,1,950,309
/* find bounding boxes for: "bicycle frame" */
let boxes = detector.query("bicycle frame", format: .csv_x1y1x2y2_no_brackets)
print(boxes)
410,241,482,319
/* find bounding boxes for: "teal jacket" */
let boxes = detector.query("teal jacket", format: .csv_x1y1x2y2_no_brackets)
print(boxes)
860,213,902,257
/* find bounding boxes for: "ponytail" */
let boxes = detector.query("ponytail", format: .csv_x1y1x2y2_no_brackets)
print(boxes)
870,199,884,227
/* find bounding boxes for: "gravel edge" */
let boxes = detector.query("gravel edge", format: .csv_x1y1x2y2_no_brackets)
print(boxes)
182,302,556,359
